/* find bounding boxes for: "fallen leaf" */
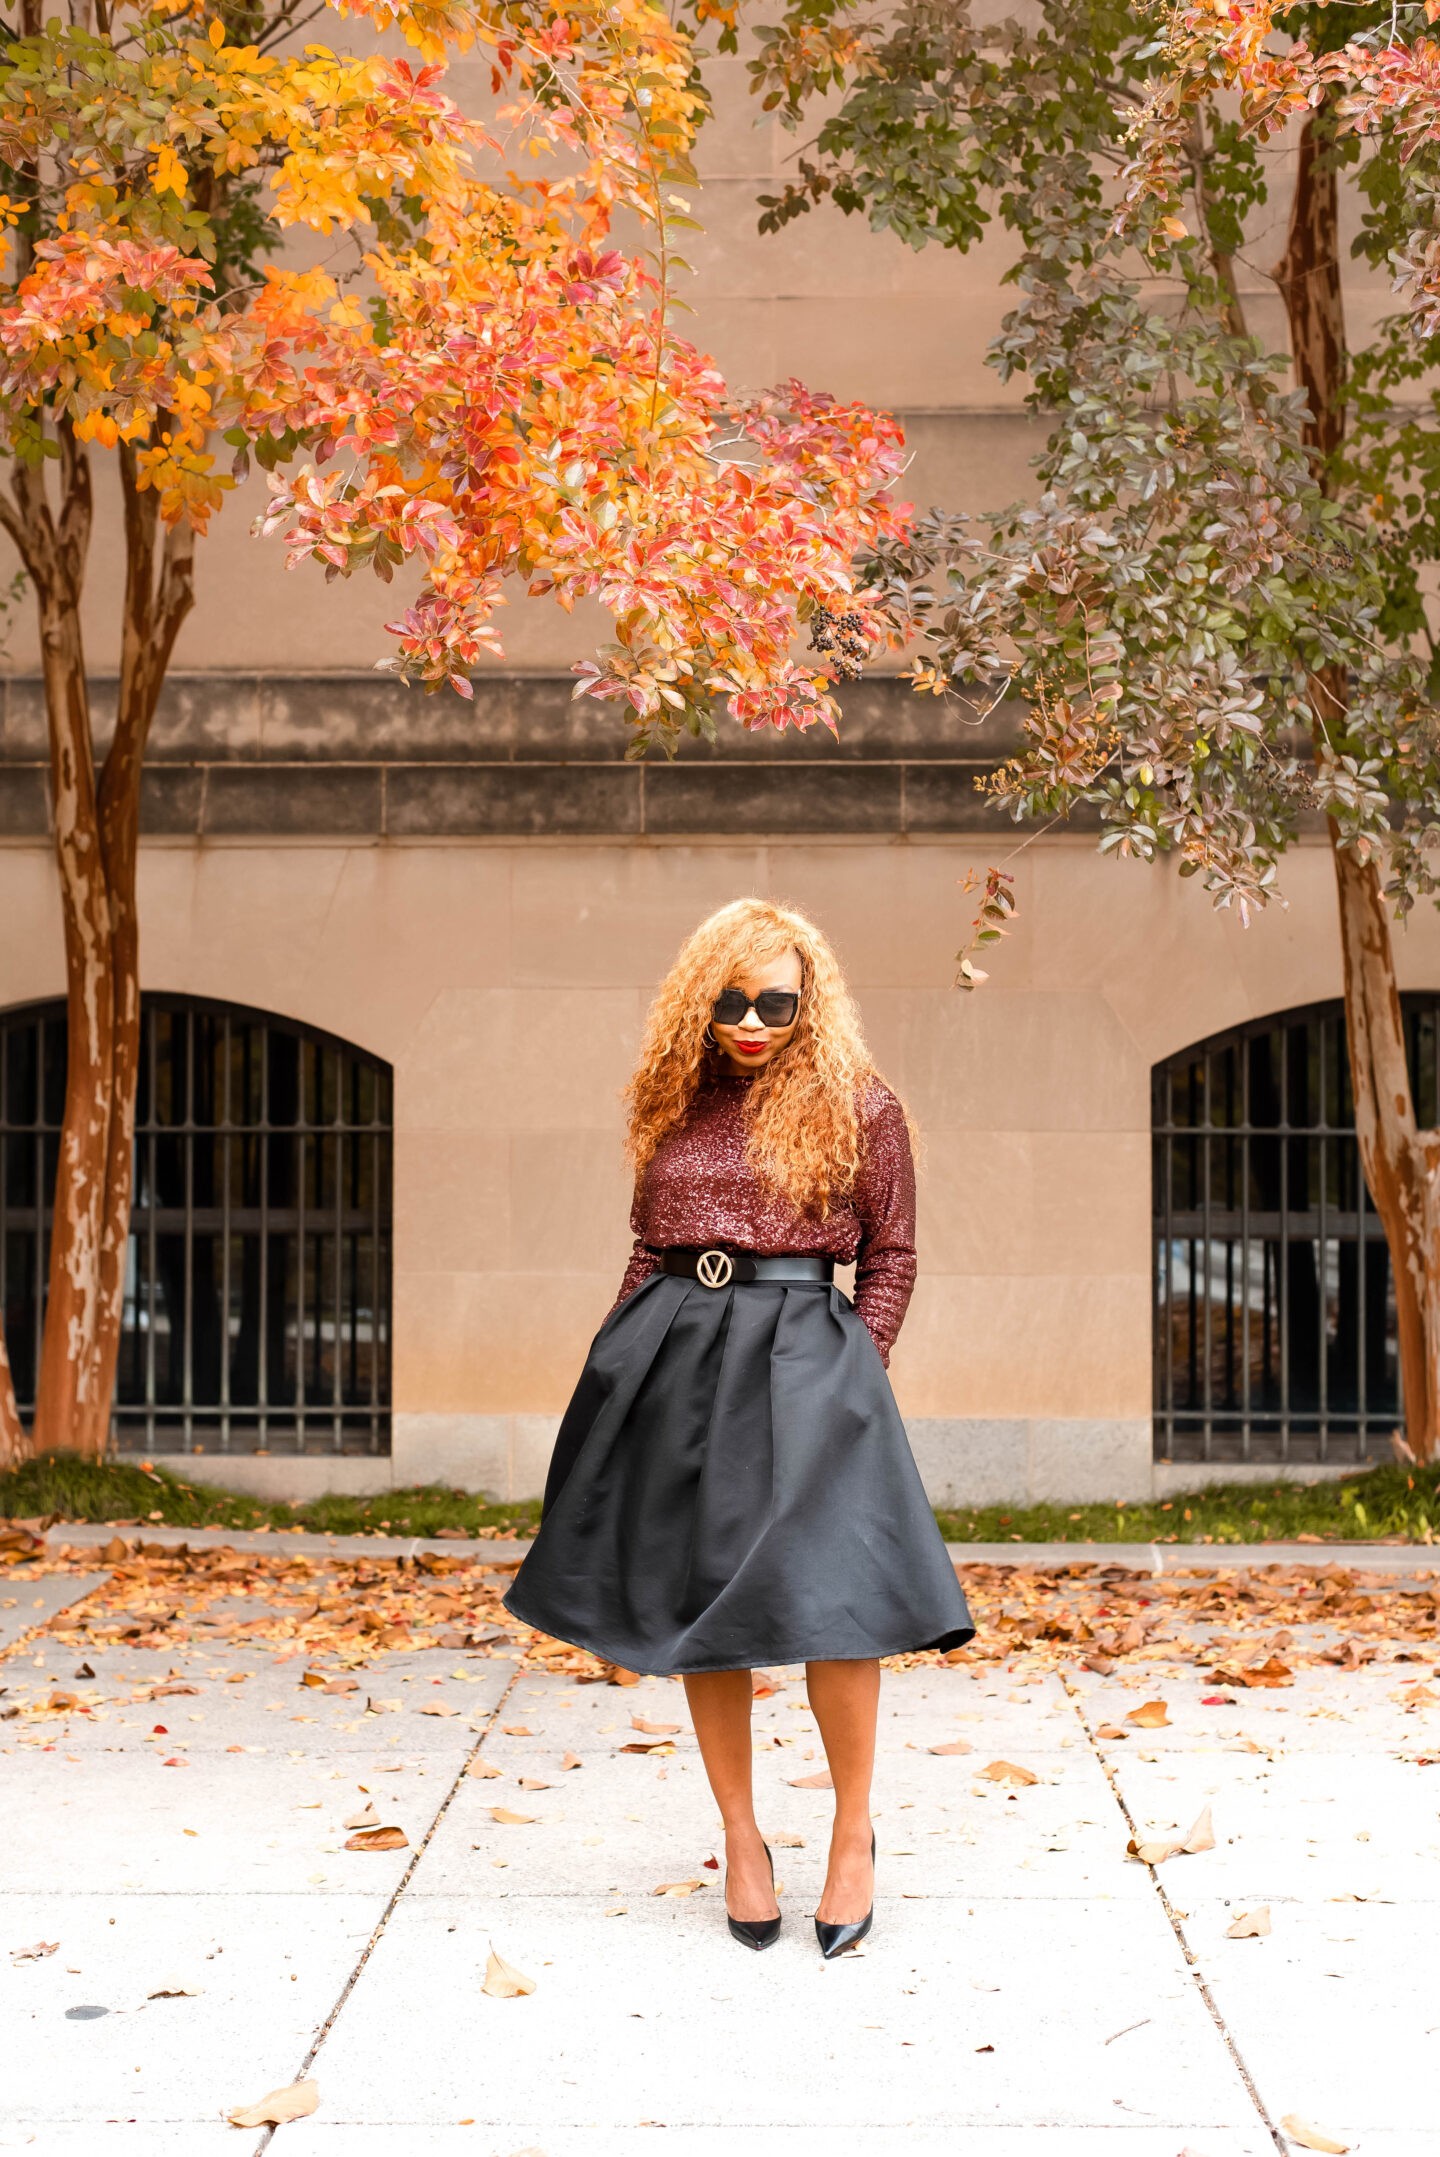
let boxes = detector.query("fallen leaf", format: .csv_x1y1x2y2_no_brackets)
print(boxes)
979,1760,1039,1787
1201,1694,1237,1707
100,1537,128,1565
651,1879,704,1897
751,1671,780,1697
299,1671,329,1690
1095,1724,1129,1740
1227,1907,1271,1939
1209,1656,1293,1689
481,1947,535,2000
343,1802,378,1832
10,1941,57,1963
560,1752,583,1771
344,1826,408,1852
1279,2116,1349,2153
147,1983,202,1998
489,1808,536,1826
518,1778,553,1791
786,1769,833,1789
1082,1652,1114,1676
466,1757,502,1779
619,1740,674,1755
418,1701,458,1718
631,1716,681,1735
321,1678,358,1696
1126,1700,1170,1729
606,1665,640,1687
1183,1805,1216,1854
769,1831,806,1848
501,1725,533,1737
1127,1804,1214,1866
225,2079,319,2128
73,1662,95,1679
928,1738,974,1756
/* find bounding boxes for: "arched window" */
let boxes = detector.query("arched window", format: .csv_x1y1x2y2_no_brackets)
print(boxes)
1152,996,1440,1466
0,995,392,1454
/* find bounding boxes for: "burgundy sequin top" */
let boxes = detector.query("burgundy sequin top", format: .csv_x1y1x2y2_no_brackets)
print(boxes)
612,1069,917,1363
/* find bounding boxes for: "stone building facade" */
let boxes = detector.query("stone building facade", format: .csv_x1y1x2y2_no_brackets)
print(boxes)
0,54,1426,1502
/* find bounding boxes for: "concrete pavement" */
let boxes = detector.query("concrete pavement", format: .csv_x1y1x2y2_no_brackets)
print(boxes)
35,1520,1440,1576
1,1553,1436,2153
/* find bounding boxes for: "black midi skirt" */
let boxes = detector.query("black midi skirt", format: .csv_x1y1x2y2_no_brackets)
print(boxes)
501,1270,975,1675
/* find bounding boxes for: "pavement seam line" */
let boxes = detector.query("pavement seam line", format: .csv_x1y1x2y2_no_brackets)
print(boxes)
1057,1668,1288,2156
250,1652,526,2155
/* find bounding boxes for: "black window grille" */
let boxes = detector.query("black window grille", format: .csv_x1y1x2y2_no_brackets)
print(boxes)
1152,994,1440,1466
0,995,392,1455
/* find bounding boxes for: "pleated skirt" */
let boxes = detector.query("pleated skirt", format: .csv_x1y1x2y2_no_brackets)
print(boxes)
501,1270,975,1676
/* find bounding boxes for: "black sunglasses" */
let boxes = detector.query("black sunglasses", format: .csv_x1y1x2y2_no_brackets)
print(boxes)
712,989,800,1029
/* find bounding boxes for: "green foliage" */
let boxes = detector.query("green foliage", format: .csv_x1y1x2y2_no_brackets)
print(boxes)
934,1459,1440,1545
741,0,1440,925
4,1452,1436,1548
0,1455,539,1539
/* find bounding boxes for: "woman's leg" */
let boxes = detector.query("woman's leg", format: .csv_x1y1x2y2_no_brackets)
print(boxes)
806,1657,880,1922
684,1669,780,1922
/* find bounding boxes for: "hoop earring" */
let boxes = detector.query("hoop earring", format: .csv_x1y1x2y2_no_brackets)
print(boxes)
702,1027,719,1049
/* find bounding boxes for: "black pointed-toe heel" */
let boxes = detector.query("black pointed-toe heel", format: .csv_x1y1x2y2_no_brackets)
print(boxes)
727,1839,782,1952
814,1830,875,1960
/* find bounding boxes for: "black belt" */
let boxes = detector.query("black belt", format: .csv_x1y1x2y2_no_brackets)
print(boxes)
660,1247,834,1289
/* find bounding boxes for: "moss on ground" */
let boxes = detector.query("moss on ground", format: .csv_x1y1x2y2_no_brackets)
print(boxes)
0,1454,540,1538
2,1451,1438,1545
933,1457,1440,1545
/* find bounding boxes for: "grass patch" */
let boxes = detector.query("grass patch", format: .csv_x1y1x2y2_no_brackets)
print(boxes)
2,1452,1438,1546
0,1454,540,1539
934,1458,1440,1545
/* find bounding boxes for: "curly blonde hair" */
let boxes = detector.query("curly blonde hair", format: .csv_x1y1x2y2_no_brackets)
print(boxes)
624,898,900,1215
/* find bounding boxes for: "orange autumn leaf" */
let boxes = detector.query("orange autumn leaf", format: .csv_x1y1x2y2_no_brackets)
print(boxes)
344,1825,408,1852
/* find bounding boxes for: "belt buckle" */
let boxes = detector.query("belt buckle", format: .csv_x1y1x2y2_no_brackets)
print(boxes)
695,1247,734,1289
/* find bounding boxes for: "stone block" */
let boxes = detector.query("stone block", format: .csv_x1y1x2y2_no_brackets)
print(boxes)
508,1413,561,1499
139,765,204,836
1026,1418,1153,1503
0,766,48,836
137,1452,394,1501
387,764,641,837
903,763,1008,831
904,1417,1027,1508
390,1411,510,1499
203,765,382,836
645,763,903,835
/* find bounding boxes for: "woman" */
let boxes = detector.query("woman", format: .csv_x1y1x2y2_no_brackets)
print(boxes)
503,899,973,1957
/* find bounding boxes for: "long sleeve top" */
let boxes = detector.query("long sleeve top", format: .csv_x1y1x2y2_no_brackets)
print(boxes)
611,1069,917,1362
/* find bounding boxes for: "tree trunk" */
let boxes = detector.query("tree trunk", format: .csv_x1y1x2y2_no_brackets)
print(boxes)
0,427,195,1463
1329,835,1440,1458
1281,109,1440,1457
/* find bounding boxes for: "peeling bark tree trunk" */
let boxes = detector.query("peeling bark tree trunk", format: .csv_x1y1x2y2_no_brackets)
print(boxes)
1282,108,1440,1458
0,425,196,1462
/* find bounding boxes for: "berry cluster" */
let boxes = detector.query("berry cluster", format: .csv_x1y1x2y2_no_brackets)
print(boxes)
807,606,868,680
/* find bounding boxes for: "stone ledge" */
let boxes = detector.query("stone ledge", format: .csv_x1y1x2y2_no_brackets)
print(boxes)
0,755,1003,838
0,671,1022,765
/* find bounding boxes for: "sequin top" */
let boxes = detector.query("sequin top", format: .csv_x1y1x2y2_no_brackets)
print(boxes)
612,1069,917,1363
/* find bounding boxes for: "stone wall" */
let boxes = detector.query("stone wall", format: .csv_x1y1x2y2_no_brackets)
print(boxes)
5,666,1432,1503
